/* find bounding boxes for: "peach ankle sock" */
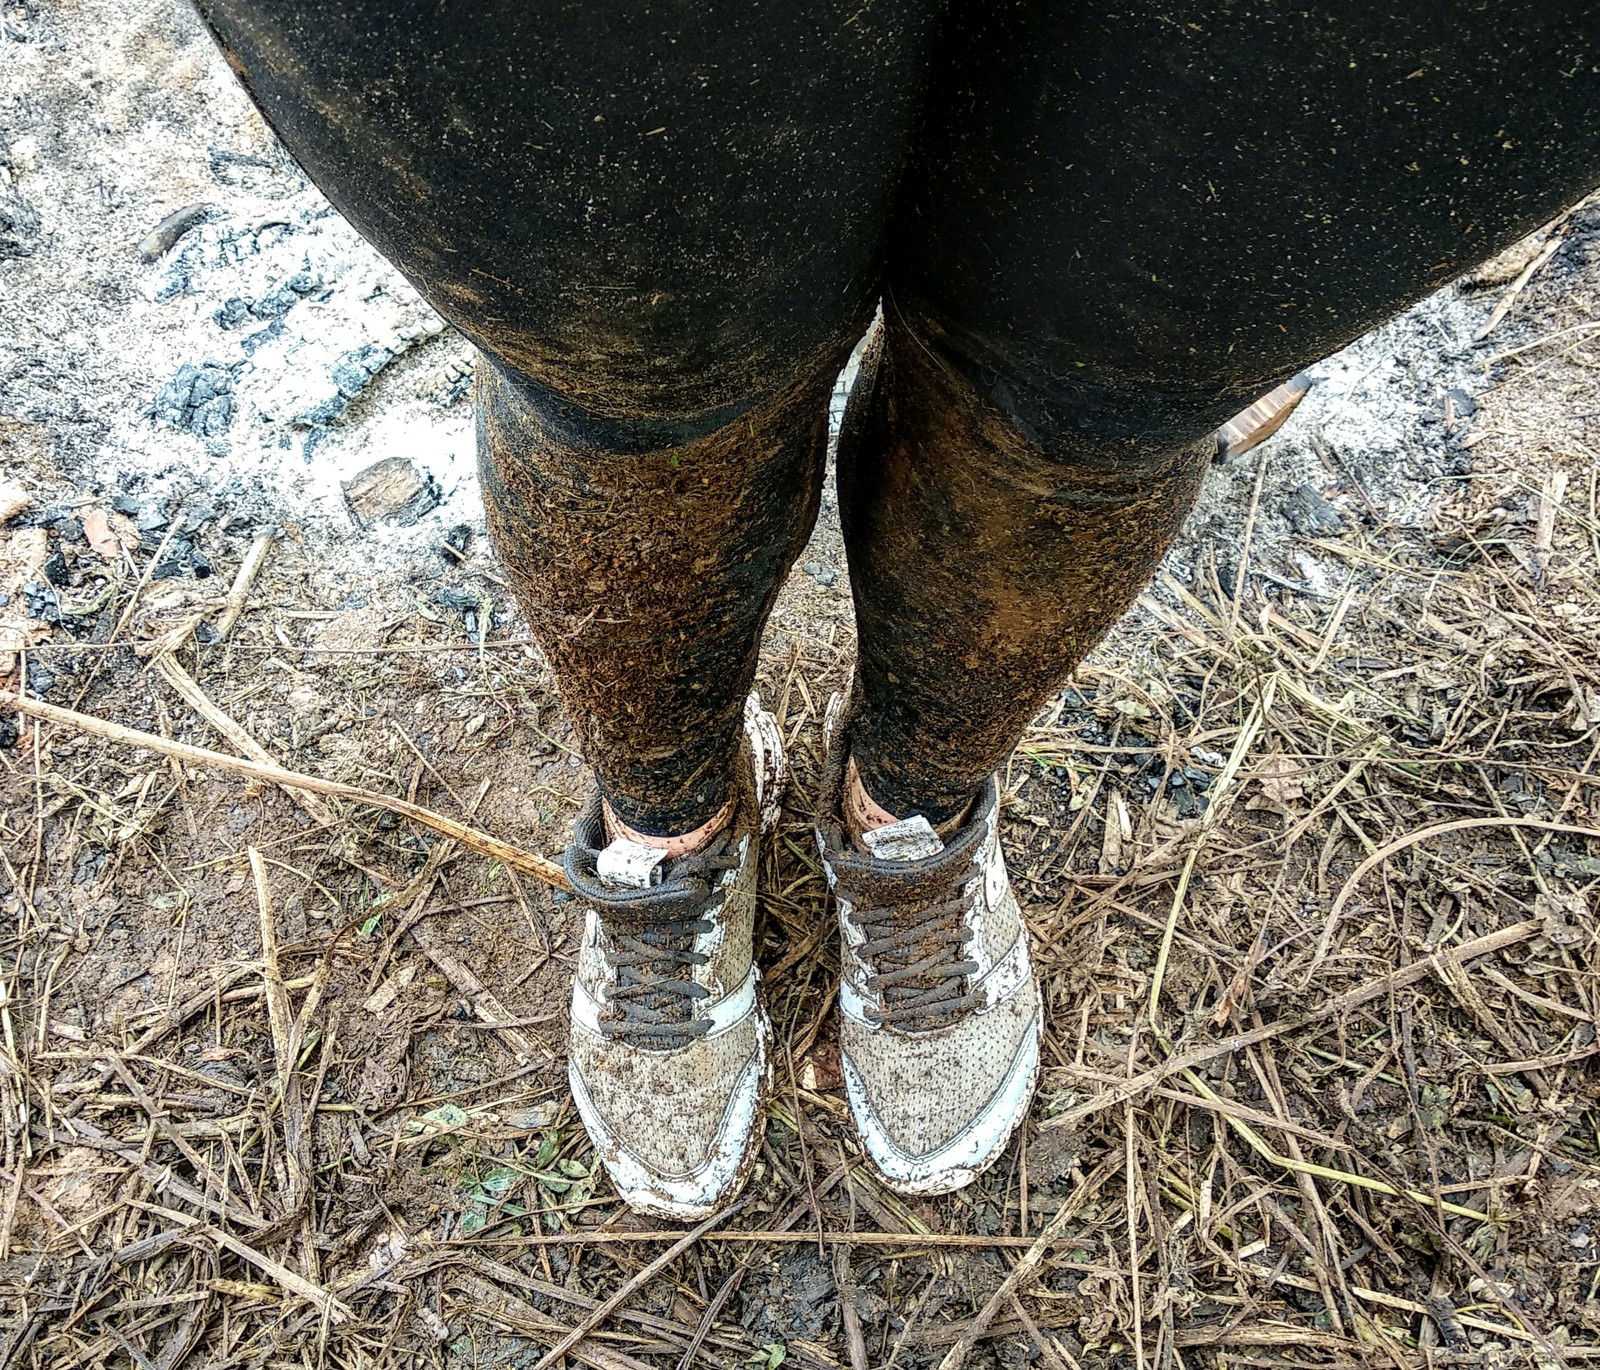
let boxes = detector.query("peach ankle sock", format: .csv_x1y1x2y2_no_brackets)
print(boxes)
844,756,971,851
602,798,732,861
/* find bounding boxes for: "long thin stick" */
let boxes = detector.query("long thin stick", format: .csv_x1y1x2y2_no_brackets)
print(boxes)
1,690,569,891
215,529,276,640
448,1226,1103,1252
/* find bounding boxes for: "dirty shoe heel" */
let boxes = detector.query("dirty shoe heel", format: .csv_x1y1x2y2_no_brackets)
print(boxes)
563,693,783,1218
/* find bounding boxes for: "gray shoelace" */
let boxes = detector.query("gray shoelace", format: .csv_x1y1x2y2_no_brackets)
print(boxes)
833,871,985,1031
584,836,740,1049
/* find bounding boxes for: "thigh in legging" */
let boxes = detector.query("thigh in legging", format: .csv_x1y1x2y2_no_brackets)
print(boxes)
195,0,942,831
841,0,1600,821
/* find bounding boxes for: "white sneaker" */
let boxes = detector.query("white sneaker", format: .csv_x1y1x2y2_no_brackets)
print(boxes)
562,695,785,1218
814,693,1041,1195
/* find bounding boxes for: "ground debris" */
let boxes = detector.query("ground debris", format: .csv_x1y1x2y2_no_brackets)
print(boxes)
342,455,444,530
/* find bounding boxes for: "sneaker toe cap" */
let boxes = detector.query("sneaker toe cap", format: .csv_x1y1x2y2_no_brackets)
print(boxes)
568,1016,767,1216
841,977,1041,1193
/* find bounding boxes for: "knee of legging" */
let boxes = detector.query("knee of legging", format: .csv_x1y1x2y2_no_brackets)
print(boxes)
878,311,1230,488
475,354,774,459
472,300,874,456
472,342,872,538
474,351,834,568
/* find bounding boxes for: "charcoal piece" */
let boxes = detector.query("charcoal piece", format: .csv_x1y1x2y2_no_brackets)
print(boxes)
110,493,141,516
22,580,60,625
1281,482,1344,536
215,297,254,329
42,547,69,587
442,523,474,560
331,343,392,399
151,537,194,579
431,587,480,613
215,274,315,330
150,362,236,437
296,343,397,426
34,508,81,541
135,502,170,532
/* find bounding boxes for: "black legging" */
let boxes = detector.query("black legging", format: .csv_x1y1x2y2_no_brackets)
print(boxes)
196,0,1600,833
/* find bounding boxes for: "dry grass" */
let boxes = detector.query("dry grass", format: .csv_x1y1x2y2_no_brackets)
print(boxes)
2,217,1600,1369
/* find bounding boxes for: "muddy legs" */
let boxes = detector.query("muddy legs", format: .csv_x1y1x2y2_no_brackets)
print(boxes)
839,313,1213,824
477,361,836,836
479,306,1212,838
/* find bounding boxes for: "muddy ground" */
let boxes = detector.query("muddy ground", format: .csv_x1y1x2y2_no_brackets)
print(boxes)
2,2,1599,1368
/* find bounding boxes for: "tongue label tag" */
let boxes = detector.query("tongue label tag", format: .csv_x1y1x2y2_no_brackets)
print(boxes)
862,815,944,863
597,837,669,890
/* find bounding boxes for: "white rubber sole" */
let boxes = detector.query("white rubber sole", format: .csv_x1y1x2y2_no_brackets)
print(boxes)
569,1014,772,1220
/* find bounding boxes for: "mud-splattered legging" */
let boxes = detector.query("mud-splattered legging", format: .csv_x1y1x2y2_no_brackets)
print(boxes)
196,1,1600,834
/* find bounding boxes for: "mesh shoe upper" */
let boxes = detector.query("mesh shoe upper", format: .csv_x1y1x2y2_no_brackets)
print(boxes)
816,693,1042,1192
562,696,781,1217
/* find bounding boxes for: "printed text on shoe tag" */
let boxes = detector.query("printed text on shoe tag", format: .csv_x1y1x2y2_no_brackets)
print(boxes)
596,837,670,889
862,815,945,862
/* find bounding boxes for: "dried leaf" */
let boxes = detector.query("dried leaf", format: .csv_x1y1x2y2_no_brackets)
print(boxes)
1255,755,1305,804
1535,888,1588,947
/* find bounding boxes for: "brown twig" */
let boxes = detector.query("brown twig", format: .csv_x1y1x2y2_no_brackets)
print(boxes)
0,688,570,890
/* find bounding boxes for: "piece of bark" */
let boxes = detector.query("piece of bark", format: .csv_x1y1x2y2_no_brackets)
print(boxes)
341,457,442,529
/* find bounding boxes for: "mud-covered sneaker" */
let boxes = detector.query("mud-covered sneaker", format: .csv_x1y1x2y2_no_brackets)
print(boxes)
814,694,1042,1195
562,694,785,1218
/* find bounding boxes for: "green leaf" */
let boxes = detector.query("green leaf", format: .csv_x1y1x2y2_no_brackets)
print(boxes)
458,1210,487,1235
557,1158,590,1179
533,1135,559,1169
357,913,382,936
479,1165,519,1196
421,1104,468,1129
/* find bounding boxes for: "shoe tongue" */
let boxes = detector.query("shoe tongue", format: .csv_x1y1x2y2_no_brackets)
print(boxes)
860,814,945,862
596,836,670,890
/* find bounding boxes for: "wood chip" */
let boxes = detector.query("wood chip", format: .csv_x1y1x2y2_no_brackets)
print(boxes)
81,507,122,560
362,965,416,1014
